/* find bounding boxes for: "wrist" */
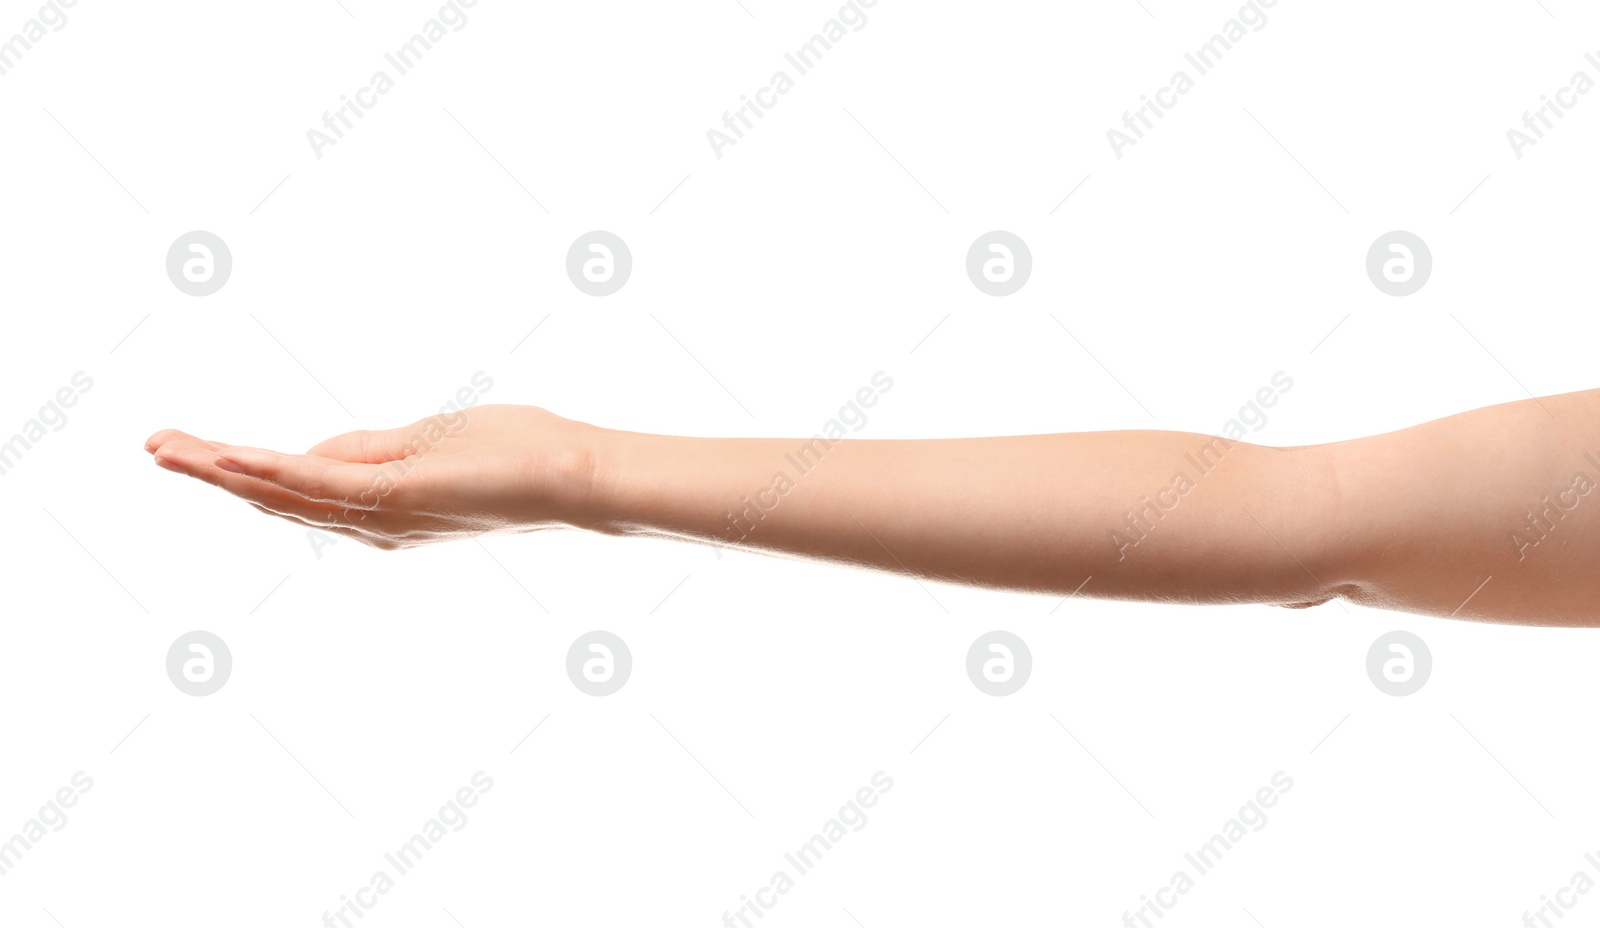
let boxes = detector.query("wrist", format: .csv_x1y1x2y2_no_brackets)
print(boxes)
556,422,636,535
565,426,717,540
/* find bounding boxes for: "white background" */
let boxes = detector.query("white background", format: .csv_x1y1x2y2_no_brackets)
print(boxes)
3,0,1600,925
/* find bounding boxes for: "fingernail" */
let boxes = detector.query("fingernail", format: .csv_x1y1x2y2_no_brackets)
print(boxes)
153,455,184,474
215,456,245,473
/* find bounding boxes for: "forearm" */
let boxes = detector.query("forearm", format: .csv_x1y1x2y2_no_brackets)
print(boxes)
579,425,1346,606
578,389,1600,624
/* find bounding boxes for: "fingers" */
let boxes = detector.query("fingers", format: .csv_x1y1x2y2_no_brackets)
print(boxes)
152,425,413,465
150,433,419,549
306,424,429,464
147,429,225,455
213,446,385,509
154,440,361,525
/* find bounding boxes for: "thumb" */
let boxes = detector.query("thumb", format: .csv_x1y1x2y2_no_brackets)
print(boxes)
307,424,429,463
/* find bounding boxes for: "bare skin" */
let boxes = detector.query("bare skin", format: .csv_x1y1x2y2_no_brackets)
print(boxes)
146,388,1600,626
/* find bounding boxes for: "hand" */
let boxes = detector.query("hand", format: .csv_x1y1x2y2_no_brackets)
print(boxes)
146,405,596,549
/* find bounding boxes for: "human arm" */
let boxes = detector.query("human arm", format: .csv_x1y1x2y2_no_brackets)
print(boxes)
145,388,1600,625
